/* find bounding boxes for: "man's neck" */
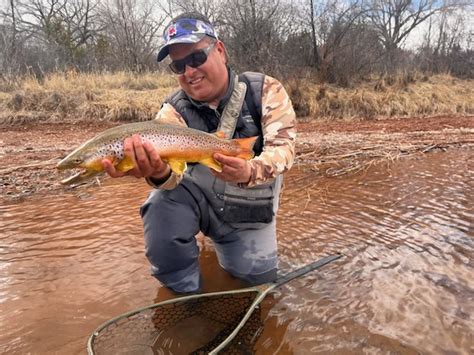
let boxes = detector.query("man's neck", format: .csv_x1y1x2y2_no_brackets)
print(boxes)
209,68,230,108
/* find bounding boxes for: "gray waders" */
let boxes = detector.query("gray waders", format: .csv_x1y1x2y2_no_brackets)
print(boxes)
140,77,282,293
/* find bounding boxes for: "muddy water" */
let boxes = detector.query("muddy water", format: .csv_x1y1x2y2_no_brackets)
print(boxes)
1,149,472,354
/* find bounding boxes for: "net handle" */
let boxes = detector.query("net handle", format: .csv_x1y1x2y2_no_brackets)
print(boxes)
209,253,343,354
274,254,342,288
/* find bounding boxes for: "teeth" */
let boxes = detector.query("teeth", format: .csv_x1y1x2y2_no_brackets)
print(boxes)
189,77,203,85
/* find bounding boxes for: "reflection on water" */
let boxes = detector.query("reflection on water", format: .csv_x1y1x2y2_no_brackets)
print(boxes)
1,149,472,354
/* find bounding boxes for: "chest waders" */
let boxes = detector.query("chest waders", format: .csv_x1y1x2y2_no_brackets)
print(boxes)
182,75,282,229
140,72,282,294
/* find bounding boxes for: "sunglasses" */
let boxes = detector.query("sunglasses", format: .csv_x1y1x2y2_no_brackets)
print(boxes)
169,42,216,74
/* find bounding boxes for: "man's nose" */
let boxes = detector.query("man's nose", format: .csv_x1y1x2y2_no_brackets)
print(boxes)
184,64,198,76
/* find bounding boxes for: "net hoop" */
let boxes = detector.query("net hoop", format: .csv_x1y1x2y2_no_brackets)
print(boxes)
87,287,260,354
87,254,342,354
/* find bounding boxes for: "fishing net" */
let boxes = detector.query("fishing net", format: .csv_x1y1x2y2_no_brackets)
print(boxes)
88,254,342,354
90,291,262,354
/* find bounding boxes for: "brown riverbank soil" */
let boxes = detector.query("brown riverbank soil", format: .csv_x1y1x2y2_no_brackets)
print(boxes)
1,115,473,202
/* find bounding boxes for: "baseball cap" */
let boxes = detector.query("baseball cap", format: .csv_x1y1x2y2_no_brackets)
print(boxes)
157,18,218,62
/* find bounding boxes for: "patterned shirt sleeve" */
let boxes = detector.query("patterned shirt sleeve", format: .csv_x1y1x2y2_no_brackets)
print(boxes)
145,103,186,190
245,75,297,187
146,78,296,189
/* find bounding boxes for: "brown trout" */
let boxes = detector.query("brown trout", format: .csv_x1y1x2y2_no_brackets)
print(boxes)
56,121,257,185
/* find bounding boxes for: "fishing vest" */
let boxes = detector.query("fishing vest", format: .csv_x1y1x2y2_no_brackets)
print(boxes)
166,71,265,153
165,72,282,227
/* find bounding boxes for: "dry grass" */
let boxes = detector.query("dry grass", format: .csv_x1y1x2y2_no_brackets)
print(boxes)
0,71,472,125
0,71,178,125
287,73,474,120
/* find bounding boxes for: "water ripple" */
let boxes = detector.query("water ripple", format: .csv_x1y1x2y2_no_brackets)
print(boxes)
1,150,473,354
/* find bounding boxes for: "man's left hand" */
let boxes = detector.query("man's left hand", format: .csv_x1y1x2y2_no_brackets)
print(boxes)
211,153,251,184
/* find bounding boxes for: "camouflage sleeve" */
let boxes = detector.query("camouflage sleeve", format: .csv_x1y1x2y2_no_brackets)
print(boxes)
145,103,186,190
246,75,296,187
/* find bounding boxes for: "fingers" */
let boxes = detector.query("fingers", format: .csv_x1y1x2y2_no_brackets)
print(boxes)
131,135,170,178
143,141,163,171
214,153,241,168
102,158,126,178
131,135,153,177
143,141,171,180
212,154,251,183
121,136,140,177
104,135,168,179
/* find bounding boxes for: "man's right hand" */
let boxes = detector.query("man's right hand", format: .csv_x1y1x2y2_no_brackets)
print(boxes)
102,134,170,181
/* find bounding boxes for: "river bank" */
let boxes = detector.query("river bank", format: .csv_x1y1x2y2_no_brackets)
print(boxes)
1,115,472,202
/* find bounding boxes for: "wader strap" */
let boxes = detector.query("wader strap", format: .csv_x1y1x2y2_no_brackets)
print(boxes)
217,75,247,138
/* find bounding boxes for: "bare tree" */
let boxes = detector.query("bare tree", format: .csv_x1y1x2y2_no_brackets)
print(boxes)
0,0,19,73
161,0,223,24
309,0,322,69
8,0,18,57
98,0,164,71
60,0,100,50
219,0,299,74
315,0,365,81
363,0,462,73
330,21,385,84
418,6,473,76
1,0,470,79
3,0,101,71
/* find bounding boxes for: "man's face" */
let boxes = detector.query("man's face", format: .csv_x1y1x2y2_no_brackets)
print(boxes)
169,39,228,105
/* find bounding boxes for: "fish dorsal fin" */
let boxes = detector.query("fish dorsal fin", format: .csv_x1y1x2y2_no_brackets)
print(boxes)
168,159,188,175
213,131,227,139
157,116,178,125
200,157,222,172
116,155,135,172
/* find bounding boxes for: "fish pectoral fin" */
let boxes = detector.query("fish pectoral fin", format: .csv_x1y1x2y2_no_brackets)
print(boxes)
200,157,222,172
168,160,187,175
115,155,135,172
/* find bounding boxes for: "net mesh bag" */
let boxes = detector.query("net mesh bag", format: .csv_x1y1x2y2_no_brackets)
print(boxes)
90,291,262,354
89,254,342,354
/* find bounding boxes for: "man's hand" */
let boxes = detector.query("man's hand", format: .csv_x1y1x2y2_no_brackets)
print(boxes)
102,134,170,180
211,153,251,184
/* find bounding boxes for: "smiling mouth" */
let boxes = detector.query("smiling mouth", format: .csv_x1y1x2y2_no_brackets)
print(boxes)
188,76,204,85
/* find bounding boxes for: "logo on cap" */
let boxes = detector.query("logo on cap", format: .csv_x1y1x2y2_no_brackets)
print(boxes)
168,24,177,38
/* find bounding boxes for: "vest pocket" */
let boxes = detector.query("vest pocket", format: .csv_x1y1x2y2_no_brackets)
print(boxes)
223,183,274,224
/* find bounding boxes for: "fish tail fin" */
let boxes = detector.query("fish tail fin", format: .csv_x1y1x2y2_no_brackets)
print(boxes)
233,136,257,160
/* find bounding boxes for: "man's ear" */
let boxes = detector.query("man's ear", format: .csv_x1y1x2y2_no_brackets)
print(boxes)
217,41,229,63
216,41,225,54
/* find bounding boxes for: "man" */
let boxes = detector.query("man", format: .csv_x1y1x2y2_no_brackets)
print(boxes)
103,13,296,294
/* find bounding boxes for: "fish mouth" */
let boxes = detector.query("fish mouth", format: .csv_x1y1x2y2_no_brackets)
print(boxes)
56,161,74,170
59,169,100,185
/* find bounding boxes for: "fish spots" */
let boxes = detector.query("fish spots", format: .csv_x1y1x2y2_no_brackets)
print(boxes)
65,121,252,182
90,140,126,164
